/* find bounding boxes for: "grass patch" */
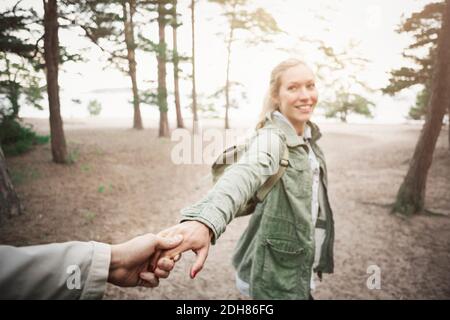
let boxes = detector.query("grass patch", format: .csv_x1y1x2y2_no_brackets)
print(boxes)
98,185,105,193
10,167,41,185
67,147,80,164
80,164,91,172
83,210,96,224
97,183,113,194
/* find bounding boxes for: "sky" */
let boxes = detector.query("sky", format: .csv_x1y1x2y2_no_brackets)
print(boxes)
2,0,437,125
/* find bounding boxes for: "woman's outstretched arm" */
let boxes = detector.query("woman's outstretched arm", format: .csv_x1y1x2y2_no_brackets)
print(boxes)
151,127,285,278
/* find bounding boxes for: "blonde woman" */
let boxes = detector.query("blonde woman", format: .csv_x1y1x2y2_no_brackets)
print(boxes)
152,59,335,300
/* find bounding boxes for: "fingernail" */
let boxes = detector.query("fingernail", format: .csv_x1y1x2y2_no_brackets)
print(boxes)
173,235,183,241
191,270,197,279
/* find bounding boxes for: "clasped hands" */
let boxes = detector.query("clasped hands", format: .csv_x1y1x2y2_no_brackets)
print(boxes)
151,220,213,280
107,220,212,289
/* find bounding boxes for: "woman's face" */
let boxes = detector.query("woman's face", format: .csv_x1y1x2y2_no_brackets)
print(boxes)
275,64,318,127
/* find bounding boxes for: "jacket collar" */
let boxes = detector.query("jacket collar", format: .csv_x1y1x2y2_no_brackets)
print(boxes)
265,111,322,147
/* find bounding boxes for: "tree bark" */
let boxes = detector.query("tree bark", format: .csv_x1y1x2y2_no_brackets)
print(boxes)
123,0,143,130
0,146,22,221
172,0,184,129
393,0,450,215
43,0,67,164
191,0,199,134
158,1,169,137
224,23,235,130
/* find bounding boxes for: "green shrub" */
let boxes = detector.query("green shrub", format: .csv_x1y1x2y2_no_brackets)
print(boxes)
0,119,49,156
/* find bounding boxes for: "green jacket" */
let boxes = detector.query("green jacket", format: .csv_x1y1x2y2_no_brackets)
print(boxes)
181,112,335,299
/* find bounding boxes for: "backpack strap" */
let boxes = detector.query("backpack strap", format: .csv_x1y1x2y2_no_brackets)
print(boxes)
255,142,289,202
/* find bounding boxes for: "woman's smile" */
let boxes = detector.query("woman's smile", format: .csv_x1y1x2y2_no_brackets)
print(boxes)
294,105,313,113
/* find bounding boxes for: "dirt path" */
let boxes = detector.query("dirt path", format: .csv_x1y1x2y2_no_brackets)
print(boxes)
1,118,449,299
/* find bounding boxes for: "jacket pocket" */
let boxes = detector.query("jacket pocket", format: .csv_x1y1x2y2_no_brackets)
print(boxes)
289,158,310,171
282,158,311,198
261,238,304,293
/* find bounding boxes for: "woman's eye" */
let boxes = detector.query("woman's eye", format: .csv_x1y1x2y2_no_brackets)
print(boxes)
288,86,296,91
307,83,316,89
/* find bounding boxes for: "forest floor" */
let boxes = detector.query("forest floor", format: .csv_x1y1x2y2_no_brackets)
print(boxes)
1,117,449,299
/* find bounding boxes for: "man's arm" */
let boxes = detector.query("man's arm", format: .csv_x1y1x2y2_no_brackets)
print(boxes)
0,241,110,300
0,234,182,300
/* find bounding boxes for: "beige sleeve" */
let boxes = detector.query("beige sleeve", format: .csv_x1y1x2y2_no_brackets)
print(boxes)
0,241,111,300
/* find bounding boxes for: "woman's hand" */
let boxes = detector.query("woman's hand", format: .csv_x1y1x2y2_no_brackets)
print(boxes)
150,221,213,279
108,233,182,288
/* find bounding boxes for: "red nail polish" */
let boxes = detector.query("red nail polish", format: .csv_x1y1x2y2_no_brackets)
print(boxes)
191,270,197,278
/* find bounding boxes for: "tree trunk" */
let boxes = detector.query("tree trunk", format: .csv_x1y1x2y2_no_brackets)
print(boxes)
159,111,170,139
393,0,450,215
158,1,169,137
191,0,199,134
43,0,67,164
172,0,184,129
123,0,143,130
340,108,348,123
0,146,22,221
224,24,235,130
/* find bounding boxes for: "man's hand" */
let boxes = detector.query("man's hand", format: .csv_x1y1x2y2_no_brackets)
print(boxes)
108,233,183,288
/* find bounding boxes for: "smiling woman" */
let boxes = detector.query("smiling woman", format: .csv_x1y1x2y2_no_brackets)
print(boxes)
151,58,335,300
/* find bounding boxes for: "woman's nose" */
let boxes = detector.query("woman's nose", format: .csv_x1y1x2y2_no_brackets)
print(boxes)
297,88,310,101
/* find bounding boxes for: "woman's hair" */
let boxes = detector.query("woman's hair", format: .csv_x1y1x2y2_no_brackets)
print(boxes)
255,58,307,129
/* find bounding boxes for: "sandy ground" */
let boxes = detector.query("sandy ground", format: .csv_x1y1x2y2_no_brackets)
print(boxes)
1,117,449,299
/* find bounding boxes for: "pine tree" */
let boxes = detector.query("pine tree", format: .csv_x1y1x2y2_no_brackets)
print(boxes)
383,2,445,120
393,0,450,216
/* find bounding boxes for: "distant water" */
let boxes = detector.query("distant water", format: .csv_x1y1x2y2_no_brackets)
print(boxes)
19,89,429,126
